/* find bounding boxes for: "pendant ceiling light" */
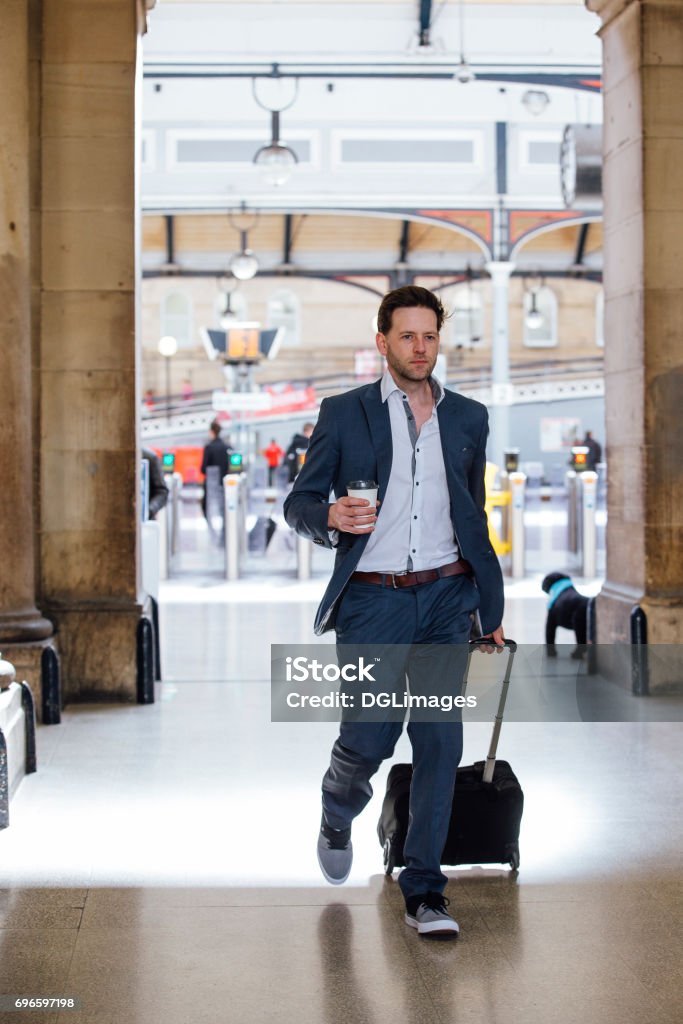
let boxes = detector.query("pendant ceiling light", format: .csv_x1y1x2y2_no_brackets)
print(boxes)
454,0,475,84
522,89,550,116
228,204,259,281
525,289,544,330
252,72,300,187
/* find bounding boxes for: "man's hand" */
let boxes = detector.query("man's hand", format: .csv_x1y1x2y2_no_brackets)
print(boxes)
328,496,378,534
478,625,505,653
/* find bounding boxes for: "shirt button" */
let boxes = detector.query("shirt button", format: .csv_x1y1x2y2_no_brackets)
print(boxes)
412,549,416,553
413,515,417,520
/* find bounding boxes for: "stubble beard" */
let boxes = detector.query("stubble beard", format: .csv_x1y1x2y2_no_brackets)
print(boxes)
386,349,436,385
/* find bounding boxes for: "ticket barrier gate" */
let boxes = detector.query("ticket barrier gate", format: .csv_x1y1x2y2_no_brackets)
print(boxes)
296,534,312,581
566,470,598,577
485,464,526,578
168,472,182,558
159,472,182,579
484,463,512,558
508,472,526,579
224,473,248,580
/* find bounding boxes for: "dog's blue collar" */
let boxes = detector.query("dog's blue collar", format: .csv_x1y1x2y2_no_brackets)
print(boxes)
548,577,573,609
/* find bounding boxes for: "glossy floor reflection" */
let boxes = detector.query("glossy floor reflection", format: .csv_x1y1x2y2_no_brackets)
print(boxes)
0,577,681,1024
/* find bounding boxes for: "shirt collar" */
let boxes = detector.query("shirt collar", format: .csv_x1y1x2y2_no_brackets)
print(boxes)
380,368,444,406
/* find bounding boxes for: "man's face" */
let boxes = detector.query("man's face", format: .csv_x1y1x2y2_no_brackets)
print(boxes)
376,306,440,384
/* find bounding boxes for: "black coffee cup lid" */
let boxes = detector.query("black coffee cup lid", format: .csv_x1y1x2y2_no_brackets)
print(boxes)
347,480,378,488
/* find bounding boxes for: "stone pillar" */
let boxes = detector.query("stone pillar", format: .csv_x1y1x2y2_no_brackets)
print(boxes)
39,0,143,699
587,0,683,660
0,1,54,658
484,261,515,466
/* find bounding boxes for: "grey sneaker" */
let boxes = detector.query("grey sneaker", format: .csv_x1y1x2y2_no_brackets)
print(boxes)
405,892,459,938
317,819,352,885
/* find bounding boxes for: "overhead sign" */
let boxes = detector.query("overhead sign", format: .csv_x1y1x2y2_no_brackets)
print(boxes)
200,323,284,363
227,325,260,360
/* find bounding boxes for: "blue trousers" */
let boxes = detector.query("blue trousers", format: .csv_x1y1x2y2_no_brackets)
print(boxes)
322,573,480,900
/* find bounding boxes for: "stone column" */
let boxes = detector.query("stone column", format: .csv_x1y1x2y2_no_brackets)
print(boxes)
39,0,142,699
0,0,54,657
587,0,683,660
484,261,515,466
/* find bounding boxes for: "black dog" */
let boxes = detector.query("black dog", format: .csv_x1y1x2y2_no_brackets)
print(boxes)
541,572,589,658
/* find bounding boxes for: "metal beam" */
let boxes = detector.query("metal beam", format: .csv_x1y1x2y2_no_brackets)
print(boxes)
142,266,602,284
144,66,602,93
165,214,175,266
573,222,590,266
398,220,411,264
283,214,293,265
419,0,433,46
496,122,508,196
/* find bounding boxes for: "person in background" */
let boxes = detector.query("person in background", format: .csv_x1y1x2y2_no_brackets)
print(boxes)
200,420,232,519
283,422,315,482
141,448,169,520
262,439,284,486
143,388,156,416
582,430,602,471
181,378,193,403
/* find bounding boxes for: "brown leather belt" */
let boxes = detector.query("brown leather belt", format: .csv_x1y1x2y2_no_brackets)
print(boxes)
350,558,473,590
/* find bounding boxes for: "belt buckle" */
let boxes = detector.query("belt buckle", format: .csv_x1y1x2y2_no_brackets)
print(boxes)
391,571,410,589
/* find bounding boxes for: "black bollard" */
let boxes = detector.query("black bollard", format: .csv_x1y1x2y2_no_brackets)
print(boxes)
20,683,37,774
150,596,162,682
41,646,61,725
136,617,155,704
630,605,649,696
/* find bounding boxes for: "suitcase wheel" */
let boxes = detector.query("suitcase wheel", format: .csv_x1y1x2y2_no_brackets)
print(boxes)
508,845,520,872
383,839,396,876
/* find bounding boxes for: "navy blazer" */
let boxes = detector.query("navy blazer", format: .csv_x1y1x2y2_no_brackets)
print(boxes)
283,379,504,636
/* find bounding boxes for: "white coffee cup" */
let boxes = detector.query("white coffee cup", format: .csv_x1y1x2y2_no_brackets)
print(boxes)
347,479,378,511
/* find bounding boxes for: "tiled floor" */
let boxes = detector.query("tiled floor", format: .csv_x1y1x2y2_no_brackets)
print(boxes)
1,541,681,1023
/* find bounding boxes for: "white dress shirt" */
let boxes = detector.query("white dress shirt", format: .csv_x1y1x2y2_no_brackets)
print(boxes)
355,370,459,573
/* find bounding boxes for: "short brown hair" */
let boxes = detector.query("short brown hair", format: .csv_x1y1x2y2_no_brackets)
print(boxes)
377,286,446,335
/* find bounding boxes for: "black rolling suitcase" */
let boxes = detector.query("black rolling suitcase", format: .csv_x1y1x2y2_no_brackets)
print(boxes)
378,638,523,874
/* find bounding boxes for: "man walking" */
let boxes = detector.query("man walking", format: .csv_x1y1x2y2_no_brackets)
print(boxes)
284,286,504,938
581,430,602,471
283,422,314,482
200,420,232,521
262,438,285,486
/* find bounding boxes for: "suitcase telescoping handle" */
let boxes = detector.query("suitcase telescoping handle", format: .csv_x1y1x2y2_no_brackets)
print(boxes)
466,638,517,784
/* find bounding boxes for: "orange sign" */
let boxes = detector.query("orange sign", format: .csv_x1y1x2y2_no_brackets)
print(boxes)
227,327,260,360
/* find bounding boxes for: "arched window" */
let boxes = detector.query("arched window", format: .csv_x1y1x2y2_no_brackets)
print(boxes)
595,288,604,348
449,285,484,348
266,288,301,347
160,291,193,348
523,286,558,348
